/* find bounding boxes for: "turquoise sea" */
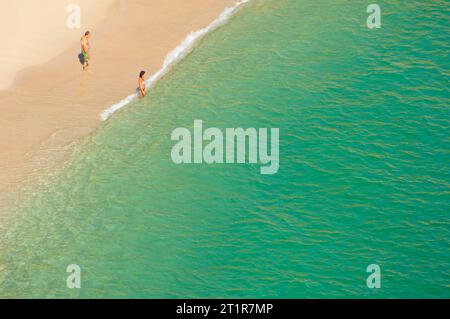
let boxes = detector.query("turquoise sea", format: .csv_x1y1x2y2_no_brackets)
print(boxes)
0,0,449,298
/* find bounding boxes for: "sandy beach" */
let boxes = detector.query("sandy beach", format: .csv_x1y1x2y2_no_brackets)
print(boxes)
0,0,235,194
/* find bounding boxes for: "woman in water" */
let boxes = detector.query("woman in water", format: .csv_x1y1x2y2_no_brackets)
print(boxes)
139,71,146,97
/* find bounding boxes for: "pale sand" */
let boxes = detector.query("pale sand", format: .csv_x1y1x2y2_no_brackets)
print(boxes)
0,0,236,195
0,0,115,90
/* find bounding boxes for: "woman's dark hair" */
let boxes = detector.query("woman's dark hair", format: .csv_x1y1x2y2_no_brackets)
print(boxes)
85,31,90,36
139,71,146,78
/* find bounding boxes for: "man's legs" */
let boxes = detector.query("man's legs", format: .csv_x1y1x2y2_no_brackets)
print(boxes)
82,52,89,71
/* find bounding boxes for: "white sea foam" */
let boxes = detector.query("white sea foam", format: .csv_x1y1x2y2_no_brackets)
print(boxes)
101,0,251,121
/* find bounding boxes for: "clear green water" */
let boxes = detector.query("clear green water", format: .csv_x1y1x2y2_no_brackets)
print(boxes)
0,0,449,298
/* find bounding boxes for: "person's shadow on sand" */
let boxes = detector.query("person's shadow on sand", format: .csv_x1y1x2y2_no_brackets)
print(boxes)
78,53,85,66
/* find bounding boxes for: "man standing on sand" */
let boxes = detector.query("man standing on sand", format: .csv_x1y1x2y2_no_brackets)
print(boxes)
139,71,146,97
80,31,91,71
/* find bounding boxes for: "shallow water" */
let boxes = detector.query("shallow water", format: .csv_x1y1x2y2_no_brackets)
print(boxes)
0,0,449,298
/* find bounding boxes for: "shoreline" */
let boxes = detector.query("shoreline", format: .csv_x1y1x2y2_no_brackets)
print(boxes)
101,0,251,121
0,0,238,196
